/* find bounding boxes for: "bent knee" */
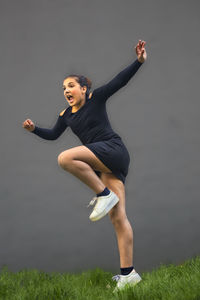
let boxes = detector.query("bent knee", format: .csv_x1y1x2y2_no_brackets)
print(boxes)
57,151,73,169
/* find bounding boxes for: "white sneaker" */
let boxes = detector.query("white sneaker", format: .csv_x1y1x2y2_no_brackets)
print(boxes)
88,191,119,221
112,269,142,292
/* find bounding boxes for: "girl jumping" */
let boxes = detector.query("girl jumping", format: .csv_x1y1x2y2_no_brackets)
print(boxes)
22,39,147,291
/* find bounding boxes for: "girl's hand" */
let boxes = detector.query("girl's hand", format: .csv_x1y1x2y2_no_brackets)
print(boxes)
22,119,35,132
135,40,147,63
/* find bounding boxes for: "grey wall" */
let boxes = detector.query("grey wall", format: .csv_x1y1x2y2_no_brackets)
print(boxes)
1,0,200,274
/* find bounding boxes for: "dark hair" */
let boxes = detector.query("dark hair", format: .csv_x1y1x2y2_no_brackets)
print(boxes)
64,74,92,99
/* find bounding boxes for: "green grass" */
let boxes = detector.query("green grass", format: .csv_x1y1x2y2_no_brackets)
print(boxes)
0,256,200,300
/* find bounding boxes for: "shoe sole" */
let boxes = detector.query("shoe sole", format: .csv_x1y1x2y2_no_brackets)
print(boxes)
90,194,119,221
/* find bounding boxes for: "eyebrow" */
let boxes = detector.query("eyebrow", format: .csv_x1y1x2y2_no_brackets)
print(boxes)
63,82,75,87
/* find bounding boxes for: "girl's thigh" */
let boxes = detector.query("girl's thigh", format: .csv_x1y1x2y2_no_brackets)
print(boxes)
58,145,112,174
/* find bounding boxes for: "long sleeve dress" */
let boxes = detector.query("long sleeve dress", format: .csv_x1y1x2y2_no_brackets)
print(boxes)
32,59,143,183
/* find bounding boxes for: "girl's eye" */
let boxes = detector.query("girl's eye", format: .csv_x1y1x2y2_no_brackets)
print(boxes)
62,84,74,89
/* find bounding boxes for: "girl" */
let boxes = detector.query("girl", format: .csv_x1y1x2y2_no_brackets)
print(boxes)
23,40,147,291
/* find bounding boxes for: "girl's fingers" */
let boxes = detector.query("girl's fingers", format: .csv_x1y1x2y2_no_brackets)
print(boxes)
27,119,33,126
139,40,146,47
135,40,146,58
23,119,33,128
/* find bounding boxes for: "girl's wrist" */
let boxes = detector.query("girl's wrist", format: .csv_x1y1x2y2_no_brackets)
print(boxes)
137,58,144,64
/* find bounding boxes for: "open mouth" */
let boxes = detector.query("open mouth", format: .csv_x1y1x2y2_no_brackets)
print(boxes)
66,95,74,101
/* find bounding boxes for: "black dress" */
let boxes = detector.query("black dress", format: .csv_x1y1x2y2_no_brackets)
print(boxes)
32,59,143,183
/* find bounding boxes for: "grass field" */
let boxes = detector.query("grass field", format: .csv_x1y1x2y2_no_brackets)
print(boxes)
0,256,200,300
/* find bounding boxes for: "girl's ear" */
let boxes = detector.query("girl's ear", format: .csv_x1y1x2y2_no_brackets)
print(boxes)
81,85,87,92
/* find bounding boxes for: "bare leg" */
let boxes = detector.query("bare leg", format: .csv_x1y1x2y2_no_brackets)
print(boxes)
57,146,112,194
58,146,133,267
101,173,133,268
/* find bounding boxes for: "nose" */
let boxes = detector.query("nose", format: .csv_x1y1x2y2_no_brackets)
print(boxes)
65,89,70,95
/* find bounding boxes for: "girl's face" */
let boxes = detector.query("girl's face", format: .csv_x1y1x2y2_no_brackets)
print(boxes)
63,77,87,107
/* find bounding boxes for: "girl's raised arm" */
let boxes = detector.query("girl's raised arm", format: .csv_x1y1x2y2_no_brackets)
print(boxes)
92,40,147,101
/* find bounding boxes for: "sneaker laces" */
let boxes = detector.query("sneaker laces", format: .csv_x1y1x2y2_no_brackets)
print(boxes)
112,275,121,282
87,196,98,208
